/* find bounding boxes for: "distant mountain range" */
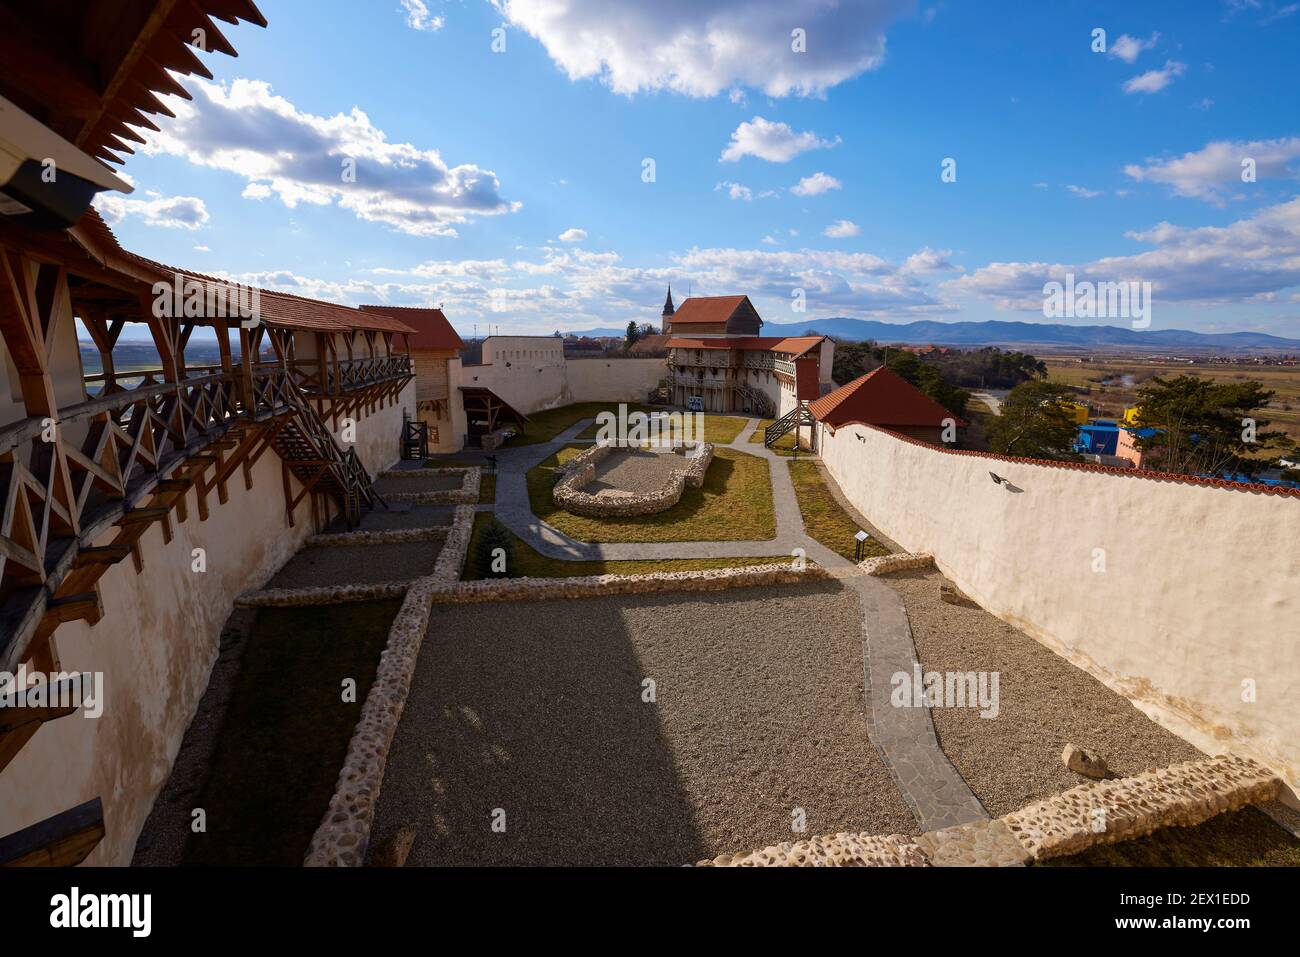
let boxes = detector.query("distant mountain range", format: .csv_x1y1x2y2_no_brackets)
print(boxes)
566,319,1300,353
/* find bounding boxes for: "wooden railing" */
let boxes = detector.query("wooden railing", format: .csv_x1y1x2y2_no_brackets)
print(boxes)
288,354,412,396
1,370,241,645
773,358,798,377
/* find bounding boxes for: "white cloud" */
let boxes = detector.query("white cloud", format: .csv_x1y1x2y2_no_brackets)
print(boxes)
401,0,445,31
900,247,956,275
193,244,211,252
1065,185,1103,199
1122,60,1187,94
823,219,861,238
93,193,210,230
140,78,518,237
306,241,956,332
494,0,911,98
1124,136,1300,202
721,116,840,163
1107,32,1159,64
946,198,1300,309
558,227,587,242
715,181,753,201
790,171,842,196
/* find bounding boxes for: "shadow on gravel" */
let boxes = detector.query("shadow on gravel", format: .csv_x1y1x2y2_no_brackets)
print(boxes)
372,600,711,866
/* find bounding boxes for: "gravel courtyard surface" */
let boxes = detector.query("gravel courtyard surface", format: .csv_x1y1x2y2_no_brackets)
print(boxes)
371,581,915,865
326,503,456,533
265,540,440,588
586,448,692,494
373,473,464,496
885,568,1205,817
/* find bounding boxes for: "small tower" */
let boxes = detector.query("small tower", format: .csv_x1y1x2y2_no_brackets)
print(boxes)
661,284,675,334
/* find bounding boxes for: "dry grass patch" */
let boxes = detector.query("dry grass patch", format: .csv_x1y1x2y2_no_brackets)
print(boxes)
527,445,775,543
462,511,788,579
180,600,402,866
511,402,653,446
577,410,750,444
789,460,888,561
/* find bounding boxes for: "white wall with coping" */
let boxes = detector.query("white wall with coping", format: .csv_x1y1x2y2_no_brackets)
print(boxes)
0,450,323,865
566,358,665,404
460,356,664,417
818,421,1300,799
0,383,410,865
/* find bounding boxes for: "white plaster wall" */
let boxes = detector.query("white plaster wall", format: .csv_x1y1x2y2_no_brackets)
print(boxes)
818,422,1300,796
457,357,665,418
332,380,415,475
566,358,665,403
0,450,321,865
461,361,570,416
0,380,411,864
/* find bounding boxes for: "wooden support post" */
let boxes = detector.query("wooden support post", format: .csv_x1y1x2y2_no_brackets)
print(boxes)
0,797,105,867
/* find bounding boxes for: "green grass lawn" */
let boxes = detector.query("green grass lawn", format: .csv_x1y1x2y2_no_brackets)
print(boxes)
478,472,496,505
747,420,806,456
462,511,790,579
526,444,775,542
507,402,653,446
181,600,402,866
1043,806,1300,867
575,409,750,444
788,459,889,562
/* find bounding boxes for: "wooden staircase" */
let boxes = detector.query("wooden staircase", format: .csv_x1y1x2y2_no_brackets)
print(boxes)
268,383,385,529
736,383,774,417
764,401,816,451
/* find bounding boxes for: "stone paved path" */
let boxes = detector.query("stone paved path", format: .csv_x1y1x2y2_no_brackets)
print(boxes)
481,417,986,831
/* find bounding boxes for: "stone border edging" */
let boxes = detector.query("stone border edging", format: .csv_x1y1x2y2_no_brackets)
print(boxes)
431,561,825,604
858,552,934,576
303,575,440,866
698,753,1281,867
432,504,475,581
553,442,714,518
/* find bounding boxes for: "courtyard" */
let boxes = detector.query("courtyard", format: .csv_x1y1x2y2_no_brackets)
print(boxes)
369,581,916,866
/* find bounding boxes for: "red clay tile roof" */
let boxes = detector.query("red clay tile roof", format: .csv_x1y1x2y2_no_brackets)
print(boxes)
360,306,463,350
668,295,750,325
665,335,823,356
629,334,671,353
0,1,267,168
64,212,413,335
810,367,962,429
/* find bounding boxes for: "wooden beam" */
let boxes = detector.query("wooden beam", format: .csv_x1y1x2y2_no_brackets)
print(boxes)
71,544,133,569
0,674,89,734
45,593,101,625
0,798,105,867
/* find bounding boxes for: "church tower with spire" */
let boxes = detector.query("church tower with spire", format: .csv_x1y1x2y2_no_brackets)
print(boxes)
661,284,675,334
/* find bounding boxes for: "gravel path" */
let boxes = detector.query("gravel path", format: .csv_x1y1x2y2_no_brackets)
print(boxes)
884,568,1206,816
373,473,463,496
265,541,440,588
324,503,455,534
586,448,688,494
370,581,915,865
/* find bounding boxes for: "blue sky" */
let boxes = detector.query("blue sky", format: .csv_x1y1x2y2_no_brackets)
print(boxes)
96,0,1300,339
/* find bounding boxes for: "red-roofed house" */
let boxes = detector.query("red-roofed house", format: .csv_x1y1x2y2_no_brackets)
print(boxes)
661,292,834,418
810,367,963,445
360,306,466,451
